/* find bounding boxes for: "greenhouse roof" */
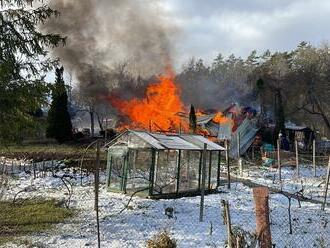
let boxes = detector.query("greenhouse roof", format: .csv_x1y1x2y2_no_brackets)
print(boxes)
107,130,226,151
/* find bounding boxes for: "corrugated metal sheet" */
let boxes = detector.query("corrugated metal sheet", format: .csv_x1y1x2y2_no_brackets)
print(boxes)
148,133,201,150
229,118,259,158
131,131,165,149
197,114,216,125
204,122,220,137
107,130,225,151
180,134,226,151
217,123,232,140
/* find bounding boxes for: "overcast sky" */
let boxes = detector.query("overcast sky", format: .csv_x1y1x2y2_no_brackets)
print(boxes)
160,0,330,67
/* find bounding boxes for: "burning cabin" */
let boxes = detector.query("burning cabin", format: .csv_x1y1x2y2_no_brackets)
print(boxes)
105,130,225,198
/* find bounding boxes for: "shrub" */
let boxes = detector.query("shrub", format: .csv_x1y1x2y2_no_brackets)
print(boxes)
146,231,177,248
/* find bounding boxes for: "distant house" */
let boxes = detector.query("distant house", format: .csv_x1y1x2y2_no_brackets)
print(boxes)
267,122,315,151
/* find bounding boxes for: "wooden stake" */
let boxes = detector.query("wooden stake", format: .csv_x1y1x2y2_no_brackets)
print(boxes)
225,140,231,189
238,158,243,177
277,139,281,182
253,187,272,248
295,140,299,178
313,139,316,177
199,143,207,222
321,156,330,211
222,200,232,248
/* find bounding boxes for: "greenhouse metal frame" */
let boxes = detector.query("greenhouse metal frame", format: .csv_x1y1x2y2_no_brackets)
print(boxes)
106,130,225,198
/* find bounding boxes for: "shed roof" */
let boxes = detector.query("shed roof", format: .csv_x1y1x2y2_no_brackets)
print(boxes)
107,130,225,151
197,114,216,125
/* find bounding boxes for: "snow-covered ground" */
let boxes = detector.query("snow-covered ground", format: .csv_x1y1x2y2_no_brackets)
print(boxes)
239,164,328,202
1,164,330,247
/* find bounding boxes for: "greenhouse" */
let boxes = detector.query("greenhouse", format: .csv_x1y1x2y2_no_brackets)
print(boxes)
105,130,226,198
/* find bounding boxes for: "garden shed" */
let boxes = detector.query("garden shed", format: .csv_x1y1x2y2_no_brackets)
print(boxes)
105,130,226,198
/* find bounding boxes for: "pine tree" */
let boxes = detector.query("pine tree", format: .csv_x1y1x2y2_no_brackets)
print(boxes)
46,67,73,143
189,104,197,133
0,0,65,142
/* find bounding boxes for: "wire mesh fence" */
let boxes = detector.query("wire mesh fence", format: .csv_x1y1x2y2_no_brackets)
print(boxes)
225,151,330,207
1,154,329,247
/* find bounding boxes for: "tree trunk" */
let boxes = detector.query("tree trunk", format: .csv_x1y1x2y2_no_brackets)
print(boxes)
314,97,330,133
90,109,94,137
96,113,104,132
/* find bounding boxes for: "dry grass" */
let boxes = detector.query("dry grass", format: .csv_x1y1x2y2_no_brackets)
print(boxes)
0,199,74,245
146,231,177,248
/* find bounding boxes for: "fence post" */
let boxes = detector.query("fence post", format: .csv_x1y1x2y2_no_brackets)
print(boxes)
221,200,232,248
237,132,243,177
277,138,282,182
322,156,330,211
199,143,207,222
208,151,212,190
176,150,182,194
94,140,101,248
217,150,221,188
295,140,299,178
42,160,45,178
253,187,272,248
225,140,231,189
313,139,316,177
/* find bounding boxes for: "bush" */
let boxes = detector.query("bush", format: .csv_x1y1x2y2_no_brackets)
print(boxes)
146,231,177,248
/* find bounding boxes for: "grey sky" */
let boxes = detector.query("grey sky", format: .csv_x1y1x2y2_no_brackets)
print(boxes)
161,0,330,67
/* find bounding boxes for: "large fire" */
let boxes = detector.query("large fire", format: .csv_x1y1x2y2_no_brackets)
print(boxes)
108,70,231,134
109,71,188,132
212,112,231,124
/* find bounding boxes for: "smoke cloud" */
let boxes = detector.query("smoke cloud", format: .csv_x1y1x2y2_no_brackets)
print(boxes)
45,0,177,96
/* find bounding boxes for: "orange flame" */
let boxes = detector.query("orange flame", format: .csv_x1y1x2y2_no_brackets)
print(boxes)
212,112,231,124
109,71,188,132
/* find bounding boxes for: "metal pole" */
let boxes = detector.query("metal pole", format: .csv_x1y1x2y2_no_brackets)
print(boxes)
225,140,231,189
295,140,299,178
313,139,316,177
217,150,221,188
237,132,241,159
176,150,182,194
198,151,202,190
208,151,212,190
237,133,243,176
148,149,156,196
321,156,330,211
199,143,207,222
95,140,101,248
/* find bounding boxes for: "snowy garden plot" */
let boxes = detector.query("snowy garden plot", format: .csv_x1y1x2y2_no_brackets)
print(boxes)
239,164,329,203
1,163,330,248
